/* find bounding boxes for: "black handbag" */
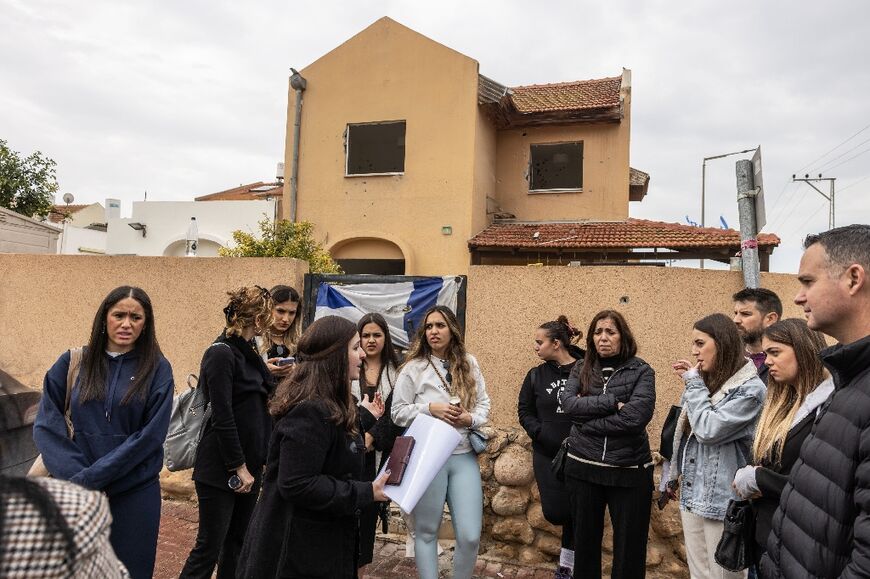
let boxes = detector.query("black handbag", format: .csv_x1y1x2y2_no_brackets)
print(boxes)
550,438,569,482
659,404,681,461
714,499,756,572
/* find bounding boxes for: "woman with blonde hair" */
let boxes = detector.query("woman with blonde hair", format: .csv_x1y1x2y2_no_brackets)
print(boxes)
392,305,491,579
256,285,302,378
180,286,274,579
732,318,832,563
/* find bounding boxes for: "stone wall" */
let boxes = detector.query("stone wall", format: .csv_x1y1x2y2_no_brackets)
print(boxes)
475,426,688,577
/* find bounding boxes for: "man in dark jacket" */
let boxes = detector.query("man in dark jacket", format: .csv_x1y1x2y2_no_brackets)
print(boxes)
762,224,870,578
732,287,782,385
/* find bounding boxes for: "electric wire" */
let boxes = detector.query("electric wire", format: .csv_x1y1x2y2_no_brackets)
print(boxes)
795,122,870,174
812,136,870,173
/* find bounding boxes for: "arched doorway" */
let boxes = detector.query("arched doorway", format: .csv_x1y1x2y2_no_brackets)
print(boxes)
331,237,405,275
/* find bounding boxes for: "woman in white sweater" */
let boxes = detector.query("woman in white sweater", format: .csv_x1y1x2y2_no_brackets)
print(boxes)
392,305,490,579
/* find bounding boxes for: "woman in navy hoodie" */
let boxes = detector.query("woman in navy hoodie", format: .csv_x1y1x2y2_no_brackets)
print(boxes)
33,286,174,579
518,315,584,579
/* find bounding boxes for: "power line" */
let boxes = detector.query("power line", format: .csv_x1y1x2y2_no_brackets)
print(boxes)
839,174,870,193
795,122,870,174
813,135,870,173
821,146,870,173
785,196,828,239
767,185,814,232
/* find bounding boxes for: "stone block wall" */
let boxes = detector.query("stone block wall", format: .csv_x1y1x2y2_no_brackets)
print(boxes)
474,426,689,577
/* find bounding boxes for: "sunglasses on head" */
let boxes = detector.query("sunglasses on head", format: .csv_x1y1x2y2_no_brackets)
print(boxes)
441,359,452,384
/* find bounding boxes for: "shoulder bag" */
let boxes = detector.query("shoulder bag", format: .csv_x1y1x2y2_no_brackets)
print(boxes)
163,372,212,472
28,347,84,477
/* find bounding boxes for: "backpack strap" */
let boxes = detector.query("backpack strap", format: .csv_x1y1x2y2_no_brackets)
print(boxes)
64,347,84,438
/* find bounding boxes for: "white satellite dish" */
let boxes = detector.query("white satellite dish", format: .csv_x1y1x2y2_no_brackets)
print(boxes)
62,193,75,205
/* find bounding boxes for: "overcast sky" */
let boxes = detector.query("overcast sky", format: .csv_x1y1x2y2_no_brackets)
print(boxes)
2,0,868,272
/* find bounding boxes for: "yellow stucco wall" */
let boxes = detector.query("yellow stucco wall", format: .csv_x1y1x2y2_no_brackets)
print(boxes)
0,255,306,392
286,17,481,276
493,116,631,221
464,265,803,442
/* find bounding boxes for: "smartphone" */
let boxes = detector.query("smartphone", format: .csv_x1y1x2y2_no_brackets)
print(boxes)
275,357,296,367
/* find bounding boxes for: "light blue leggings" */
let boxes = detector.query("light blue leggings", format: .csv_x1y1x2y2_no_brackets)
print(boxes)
413,452,483,579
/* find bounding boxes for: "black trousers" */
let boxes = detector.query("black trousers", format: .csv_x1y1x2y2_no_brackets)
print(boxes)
532,450,574,550
567,469,652,579
179,480,260,579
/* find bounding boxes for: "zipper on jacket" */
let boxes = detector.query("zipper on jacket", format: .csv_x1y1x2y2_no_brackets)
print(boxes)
600,363,632,462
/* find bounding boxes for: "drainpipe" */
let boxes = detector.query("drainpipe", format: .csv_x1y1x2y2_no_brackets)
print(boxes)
289,68,307,222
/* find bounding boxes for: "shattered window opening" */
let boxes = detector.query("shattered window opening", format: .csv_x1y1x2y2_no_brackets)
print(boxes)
529,142,583,192
346,121,406,176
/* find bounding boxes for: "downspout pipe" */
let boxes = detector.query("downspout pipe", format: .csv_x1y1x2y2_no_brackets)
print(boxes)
289,68,307,222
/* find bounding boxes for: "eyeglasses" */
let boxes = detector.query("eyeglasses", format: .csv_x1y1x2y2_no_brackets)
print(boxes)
442,360,452,385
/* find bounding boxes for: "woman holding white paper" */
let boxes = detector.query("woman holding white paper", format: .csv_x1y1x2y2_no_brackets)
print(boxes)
392,305,491,579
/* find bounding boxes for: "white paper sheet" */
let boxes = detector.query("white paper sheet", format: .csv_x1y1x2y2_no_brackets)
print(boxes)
378,413,461,512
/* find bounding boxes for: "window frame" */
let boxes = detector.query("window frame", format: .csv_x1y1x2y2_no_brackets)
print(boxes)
344,120,407,177
528,141,584,194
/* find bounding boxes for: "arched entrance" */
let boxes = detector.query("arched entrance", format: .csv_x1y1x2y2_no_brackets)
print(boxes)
331,237,405,275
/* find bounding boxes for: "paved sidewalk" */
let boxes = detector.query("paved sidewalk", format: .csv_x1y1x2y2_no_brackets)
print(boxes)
155,499,557,579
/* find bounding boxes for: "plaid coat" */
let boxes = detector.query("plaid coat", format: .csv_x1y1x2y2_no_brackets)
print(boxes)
0,478,129,578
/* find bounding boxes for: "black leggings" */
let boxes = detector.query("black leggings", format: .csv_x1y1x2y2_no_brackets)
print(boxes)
532,450,574,550
179,480,260,579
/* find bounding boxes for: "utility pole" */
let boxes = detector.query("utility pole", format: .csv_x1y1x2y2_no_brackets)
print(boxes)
736,160,760,288
792,174,836,230
700,147,756,269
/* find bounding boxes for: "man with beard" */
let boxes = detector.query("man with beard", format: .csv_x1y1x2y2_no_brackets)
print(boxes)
732,287,782,384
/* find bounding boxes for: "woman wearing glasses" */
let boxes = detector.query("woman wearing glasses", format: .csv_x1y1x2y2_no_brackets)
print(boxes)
180,287,274,579
392,306,491,579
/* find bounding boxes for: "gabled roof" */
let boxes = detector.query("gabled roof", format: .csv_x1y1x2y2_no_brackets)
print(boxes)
47,204,89,223
195,182,283,202
468,219,780,250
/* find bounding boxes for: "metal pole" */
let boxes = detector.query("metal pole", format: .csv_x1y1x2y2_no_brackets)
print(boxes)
736,159,760,288
830,179,836,230
700,160,707,269
289,69,307,223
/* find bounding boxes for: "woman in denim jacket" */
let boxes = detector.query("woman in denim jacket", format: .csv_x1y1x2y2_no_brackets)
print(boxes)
666,313,766,579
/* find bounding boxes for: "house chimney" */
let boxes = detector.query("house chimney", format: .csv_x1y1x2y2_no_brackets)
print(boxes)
105,198,121,221
276,162,285,182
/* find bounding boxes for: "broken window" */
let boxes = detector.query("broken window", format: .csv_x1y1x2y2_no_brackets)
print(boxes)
529,142,583,191
346,121,406,175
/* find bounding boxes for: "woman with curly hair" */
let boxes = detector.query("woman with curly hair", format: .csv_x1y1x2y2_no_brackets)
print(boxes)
180,286,274,579
392,305,491,579
256,285,302,378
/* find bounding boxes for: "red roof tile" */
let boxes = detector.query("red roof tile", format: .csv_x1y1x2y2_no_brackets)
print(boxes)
195,182,283,202
468,219,780,250
509,76,622,114
47,204,89,223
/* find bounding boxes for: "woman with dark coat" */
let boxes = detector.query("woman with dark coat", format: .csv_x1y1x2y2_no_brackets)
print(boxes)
731,319,832,564
32,286,174,579
352,313,402,569
561,310,656,579
179,287,274,579
518,315,584,579
236,315,389,579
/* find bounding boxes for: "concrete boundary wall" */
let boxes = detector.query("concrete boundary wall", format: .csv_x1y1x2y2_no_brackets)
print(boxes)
465,265,803,440
0,255,307,391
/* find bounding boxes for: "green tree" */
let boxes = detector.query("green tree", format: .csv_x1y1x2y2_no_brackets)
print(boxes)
0,139,59,219
220,218,343,274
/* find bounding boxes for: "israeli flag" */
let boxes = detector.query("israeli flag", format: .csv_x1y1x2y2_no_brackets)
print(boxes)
314,276,462,349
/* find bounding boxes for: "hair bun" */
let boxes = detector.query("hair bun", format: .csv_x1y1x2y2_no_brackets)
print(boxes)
557,315,582,338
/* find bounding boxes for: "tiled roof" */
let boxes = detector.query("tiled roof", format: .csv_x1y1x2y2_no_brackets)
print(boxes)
630,168,650,187
509,76,622,114
47,204,89,223
195,182,283,202
468,219,781,250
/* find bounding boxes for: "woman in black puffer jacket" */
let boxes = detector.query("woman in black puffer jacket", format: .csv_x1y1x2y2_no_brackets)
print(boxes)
561,310,656,579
